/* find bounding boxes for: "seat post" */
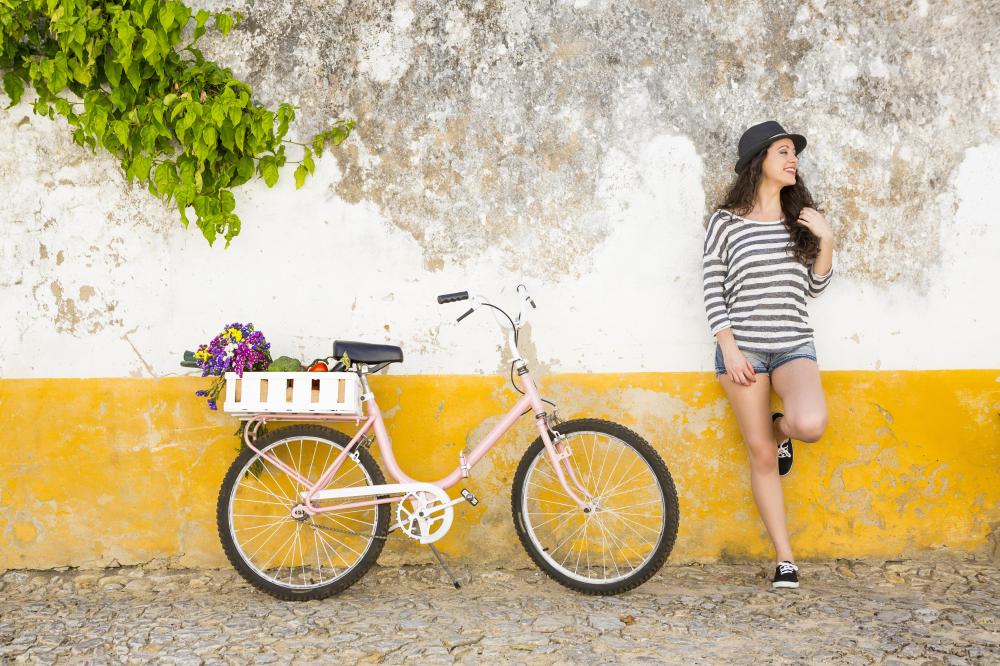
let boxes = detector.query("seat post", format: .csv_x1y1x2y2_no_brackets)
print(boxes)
357,365,372,395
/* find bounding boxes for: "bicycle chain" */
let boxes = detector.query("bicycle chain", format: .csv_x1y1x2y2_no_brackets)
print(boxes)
307,519,403,542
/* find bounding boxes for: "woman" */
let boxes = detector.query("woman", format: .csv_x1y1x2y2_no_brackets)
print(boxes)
702,120,835,589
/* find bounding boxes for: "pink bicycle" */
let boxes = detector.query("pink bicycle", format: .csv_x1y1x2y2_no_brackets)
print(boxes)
216,286,679,599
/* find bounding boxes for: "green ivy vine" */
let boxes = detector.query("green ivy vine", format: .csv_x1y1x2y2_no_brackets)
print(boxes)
0,0,353,246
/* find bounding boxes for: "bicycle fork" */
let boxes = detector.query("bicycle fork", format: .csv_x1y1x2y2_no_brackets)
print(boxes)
537,414,595,512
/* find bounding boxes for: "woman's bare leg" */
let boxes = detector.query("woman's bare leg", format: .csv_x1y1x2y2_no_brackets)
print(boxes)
719,373,794,563
771,359,828,443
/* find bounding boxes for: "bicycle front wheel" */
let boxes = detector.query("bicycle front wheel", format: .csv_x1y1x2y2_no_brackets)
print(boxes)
511,418,679,595
217,424,389,601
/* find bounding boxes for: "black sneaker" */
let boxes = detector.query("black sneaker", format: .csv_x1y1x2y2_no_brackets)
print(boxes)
772,561,799,589
772,412,793,476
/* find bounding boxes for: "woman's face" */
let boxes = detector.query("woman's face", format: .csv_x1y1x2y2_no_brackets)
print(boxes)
761,138,799,186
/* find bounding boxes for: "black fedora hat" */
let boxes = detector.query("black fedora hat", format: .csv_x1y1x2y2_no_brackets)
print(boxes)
734,120,807,174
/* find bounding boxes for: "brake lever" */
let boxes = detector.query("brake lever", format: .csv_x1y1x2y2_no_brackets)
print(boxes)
457,308,474,322
516,283,536,309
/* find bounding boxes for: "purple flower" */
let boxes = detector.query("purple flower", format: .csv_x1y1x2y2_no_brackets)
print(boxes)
194,322,272,410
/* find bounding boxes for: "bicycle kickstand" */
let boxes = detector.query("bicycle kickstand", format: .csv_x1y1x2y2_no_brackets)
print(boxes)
427,543,461,589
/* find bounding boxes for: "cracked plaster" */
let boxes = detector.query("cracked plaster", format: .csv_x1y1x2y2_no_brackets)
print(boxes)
194,0,1000,284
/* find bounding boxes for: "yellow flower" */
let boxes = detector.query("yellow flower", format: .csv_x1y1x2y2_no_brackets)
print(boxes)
227,327,243,342
194,349,212,361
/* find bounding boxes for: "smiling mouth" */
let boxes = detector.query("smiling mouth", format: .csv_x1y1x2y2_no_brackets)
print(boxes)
784,168,797,175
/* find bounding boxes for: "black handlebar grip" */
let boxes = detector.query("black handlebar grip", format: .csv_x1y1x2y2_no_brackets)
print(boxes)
437,291,469,304
457,308,474,322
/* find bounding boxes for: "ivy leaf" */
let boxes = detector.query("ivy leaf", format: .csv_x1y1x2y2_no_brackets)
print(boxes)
68,58,91,86
276,103,293,141
141,28,161,65
219,123,234,150
131,154,153,182
302,147,315,174
202,126,217,149
215,12,234,37
311,134,324,158
259,156,278,187
2,73,23,107
91,107,108,141
154,162,177,196
192,195,218,218
158,5,175,30
54,99,73,116
112,119,129,146
219,190,235,213
174,181,195,207
104,59,122,88
140,124,159,152
170,98,189,121
198,215,217,245
223,213,241,248
330,124,351,146
49,55,69,90
210,102,226,126
294,164,307,189
125,63,141,91
193,9,211,40
141,0,156,24
236,155,254,182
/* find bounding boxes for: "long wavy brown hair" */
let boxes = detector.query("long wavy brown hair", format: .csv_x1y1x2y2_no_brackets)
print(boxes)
716,148,822,265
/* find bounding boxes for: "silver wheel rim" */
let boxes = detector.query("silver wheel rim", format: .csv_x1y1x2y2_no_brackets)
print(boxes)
521,431,666,585
227,436,380,590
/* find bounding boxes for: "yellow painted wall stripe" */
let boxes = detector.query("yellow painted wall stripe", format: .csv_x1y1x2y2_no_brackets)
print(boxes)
1,371,998,569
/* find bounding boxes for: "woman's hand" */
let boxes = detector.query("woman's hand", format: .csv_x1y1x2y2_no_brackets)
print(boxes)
721,341,756,386
796,207,834,242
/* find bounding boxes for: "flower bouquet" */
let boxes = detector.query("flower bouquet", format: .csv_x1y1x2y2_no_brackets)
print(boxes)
193,323,272,410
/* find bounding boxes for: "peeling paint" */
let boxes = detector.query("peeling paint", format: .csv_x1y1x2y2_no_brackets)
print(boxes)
190,0,1000,284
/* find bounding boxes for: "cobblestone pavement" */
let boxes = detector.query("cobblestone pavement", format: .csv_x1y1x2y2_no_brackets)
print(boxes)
2,558,998,665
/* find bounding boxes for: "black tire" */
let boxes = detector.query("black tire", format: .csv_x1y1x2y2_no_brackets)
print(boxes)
511,418,679,595
217,424,389,601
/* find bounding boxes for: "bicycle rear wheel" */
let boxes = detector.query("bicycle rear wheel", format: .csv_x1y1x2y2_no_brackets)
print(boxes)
217,424,389,601
511,418,679,595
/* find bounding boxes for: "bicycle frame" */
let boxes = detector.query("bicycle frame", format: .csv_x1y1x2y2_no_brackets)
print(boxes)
239,362,592,518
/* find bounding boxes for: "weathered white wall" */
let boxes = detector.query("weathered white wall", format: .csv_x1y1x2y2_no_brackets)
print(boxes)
2,1,1000,377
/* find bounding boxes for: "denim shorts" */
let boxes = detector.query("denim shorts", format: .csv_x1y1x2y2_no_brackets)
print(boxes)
714,340,817,375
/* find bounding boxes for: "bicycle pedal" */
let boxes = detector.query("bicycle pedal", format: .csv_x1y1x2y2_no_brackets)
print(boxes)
460,488,480,506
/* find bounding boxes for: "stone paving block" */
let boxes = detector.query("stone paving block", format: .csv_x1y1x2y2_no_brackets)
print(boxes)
0,560,999,663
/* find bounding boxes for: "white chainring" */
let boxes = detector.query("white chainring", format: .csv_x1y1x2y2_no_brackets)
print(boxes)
395,492,454,544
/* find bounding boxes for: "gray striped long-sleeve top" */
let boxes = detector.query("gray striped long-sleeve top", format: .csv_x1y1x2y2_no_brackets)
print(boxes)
702,209,833,353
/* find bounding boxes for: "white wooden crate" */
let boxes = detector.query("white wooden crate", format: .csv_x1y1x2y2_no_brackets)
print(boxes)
222,371,362,415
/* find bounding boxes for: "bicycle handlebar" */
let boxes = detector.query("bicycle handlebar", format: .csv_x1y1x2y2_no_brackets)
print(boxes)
436,291,469,304
438,285,535,360
438,285,536,363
